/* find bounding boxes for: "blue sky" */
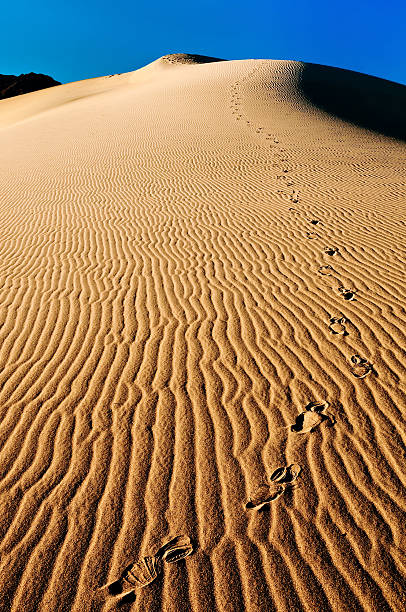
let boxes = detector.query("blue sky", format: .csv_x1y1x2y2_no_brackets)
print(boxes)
1,1,405,85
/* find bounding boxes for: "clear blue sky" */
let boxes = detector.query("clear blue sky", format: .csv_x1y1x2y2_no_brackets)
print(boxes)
1,0,405,85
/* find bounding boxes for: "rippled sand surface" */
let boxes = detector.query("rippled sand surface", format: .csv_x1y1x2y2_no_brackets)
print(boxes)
0,54,405,611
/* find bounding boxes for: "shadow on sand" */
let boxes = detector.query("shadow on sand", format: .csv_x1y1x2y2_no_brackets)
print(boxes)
298,63,406,141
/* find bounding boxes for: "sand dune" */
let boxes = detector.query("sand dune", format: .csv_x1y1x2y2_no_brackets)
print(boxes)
0,53,405,611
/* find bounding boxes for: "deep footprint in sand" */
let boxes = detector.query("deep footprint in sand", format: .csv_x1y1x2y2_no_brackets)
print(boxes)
157,535,194,564
318,265,335,276
116,592,137,606
328,316,348,335
324,246,339,256
106,556,162,595
246,464,302,510
246,482,286,509
338,287,357,301
350,354,373,378
103,536,194,596
290,401,335,433
270,463,302,484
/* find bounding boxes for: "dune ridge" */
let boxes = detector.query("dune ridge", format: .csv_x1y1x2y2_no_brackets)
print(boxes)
0,54,405,611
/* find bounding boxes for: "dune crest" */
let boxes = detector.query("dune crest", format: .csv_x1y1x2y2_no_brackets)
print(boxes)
0,55,405,611
160,53,225,65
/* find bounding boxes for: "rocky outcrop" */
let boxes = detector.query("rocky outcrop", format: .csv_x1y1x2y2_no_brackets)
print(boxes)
0,72,60,100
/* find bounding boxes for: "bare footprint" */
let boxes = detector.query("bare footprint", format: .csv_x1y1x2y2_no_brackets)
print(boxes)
338,286,357,301
350,355,373,378
270,463,302,484
290,401,335,433
328,316,348,335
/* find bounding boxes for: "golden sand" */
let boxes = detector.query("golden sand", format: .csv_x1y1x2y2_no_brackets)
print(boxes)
0,54,405,611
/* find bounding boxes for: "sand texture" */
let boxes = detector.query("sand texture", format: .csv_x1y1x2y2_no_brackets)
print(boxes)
0,54,405,611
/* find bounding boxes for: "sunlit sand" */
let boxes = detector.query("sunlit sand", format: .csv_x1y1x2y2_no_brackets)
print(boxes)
0,53,405,611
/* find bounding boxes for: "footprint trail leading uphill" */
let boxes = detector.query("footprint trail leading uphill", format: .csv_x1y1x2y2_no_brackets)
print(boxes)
0,54,405,612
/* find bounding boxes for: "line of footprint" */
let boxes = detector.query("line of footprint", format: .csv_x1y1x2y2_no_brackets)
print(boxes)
230,68,375,380
230,67,374,512
299,211,374,380
231,70,333,510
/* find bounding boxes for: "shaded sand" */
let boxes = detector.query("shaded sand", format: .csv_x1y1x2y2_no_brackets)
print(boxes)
0,54,405,611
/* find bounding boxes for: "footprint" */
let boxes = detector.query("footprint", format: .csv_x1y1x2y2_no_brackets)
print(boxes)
321,274,343,290
306,231,320,239
324,246,339,256
318,265,335,276
116,592,137,606
328,316,348,335
270,464,302,484
350,355,373,378
338,287,357,301
102,535,194,597
157,535,194,563
116,592,137,607
106,556,162,595
290,401,335,433
309,219,322,225
246,482,285,509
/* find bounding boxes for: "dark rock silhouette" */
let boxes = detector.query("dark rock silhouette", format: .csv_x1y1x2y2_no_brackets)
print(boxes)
0,72,60,100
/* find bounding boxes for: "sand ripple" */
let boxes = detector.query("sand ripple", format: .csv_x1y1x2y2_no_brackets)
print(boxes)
0,55,405,611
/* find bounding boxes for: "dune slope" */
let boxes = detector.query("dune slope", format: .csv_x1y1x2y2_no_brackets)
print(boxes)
0,54,405,612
